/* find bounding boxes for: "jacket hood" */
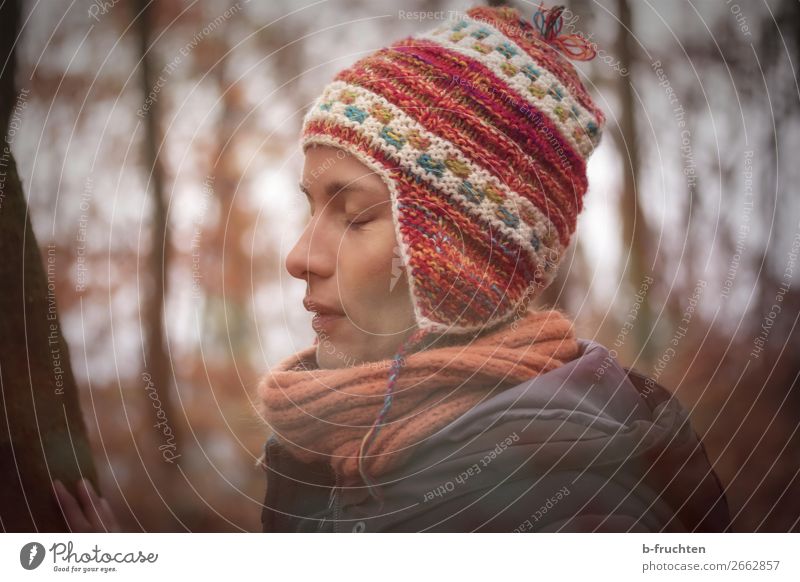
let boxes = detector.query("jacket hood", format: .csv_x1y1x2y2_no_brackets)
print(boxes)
417,337,674,468
395,337,730,531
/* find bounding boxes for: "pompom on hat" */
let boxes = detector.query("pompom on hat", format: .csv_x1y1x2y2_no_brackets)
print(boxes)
297,3,606,499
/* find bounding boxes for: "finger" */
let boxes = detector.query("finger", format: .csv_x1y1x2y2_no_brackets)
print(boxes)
81,479,121,532
99,498,122,533
77,478,105,531
53,480,92,533
53,480,89,531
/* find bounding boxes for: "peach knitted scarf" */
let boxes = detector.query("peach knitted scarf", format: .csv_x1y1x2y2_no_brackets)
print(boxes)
256,308,578,486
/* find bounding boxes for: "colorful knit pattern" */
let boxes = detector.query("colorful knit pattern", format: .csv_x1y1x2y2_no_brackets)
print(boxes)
300,5,606,335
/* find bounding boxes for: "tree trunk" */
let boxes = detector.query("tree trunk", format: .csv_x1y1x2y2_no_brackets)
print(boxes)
615,0,655,365
0,0,98,532
136,0,181,455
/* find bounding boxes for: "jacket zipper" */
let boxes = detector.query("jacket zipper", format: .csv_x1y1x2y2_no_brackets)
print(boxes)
318,472,340,532
332,473,342,532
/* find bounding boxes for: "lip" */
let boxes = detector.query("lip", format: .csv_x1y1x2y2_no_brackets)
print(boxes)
303,297,345,335
311,312,343,334
303,296,344,316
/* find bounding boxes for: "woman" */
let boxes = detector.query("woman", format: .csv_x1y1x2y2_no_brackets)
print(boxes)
255,4,730,532
55,4,730,533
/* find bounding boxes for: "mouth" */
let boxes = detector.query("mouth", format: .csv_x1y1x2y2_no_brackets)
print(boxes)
311,312,343,334
303,297,345,335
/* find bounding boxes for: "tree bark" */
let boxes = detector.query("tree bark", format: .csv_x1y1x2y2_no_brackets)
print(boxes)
136,0,181,453
0,0,98,532
615,0,655,364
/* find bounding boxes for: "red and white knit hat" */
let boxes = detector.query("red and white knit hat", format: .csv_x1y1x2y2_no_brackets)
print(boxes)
300,4,605,337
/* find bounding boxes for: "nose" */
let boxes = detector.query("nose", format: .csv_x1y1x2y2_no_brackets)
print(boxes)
285,214,335,281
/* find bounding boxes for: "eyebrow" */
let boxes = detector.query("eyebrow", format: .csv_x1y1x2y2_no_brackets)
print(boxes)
299,180,383,199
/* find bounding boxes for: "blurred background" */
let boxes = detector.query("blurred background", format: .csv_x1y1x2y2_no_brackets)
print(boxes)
5,0,799,531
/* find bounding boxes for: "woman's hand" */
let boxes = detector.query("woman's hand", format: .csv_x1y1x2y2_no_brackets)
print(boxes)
52,478,122,533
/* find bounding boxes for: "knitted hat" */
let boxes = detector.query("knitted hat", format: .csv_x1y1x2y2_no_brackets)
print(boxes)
300,3,605,337
298,3,605,498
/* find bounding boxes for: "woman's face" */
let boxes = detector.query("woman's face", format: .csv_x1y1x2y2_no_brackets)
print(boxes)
286,145,417,369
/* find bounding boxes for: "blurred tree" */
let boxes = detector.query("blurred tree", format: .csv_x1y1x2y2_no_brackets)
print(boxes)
614,0,654,364
0,0,98,532
135,0,181,454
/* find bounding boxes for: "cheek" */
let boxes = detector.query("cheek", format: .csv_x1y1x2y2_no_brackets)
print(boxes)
339,227,398,300
364,241,396,278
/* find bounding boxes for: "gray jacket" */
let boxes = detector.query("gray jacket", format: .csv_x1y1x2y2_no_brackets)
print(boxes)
259,338,730,532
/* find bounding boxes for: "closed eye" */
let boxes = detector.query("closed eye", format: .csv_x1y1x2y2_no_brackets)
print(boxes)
346,218,372,231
